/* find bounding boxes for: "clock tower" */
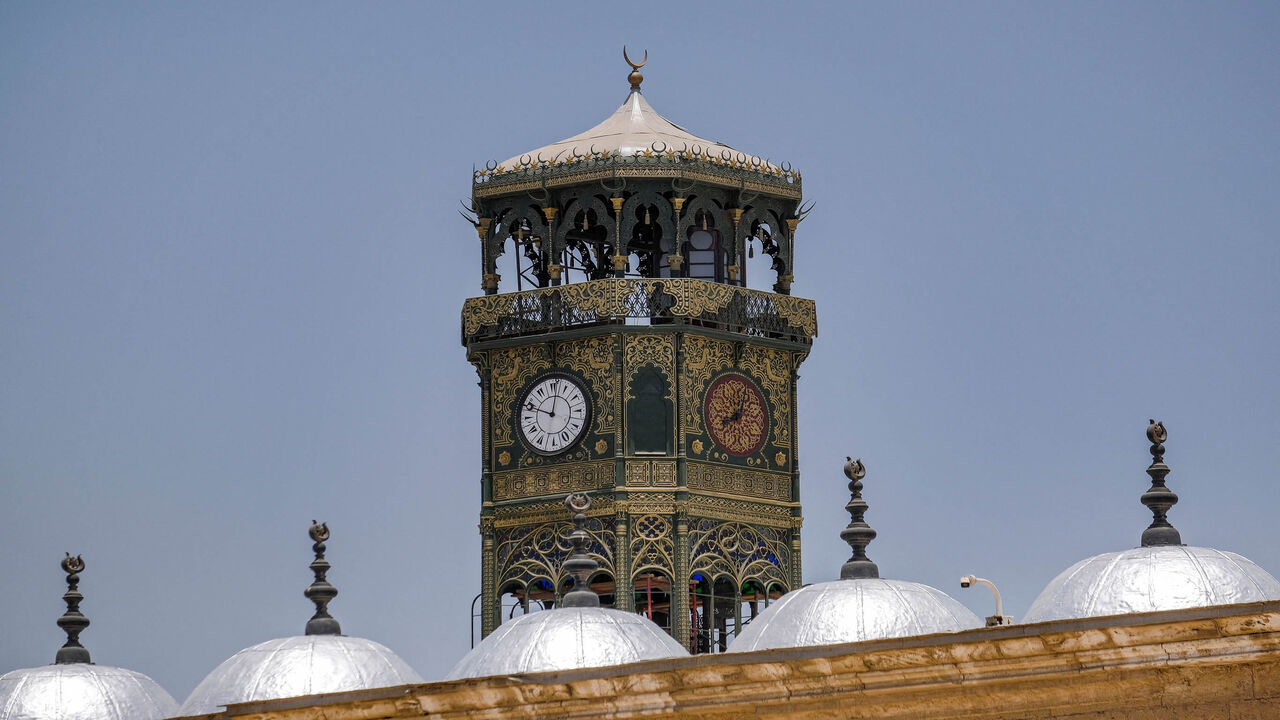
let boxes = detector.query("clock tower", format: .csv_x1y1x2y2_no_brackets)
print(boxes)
461,53,816,653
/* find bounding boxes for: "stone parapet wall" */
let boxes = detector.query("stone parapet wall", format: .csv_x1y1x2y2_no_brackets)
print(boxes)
178,601,1280,720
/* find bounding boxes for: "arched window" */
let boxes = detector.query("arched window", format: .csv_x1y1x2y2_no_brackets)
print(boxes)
684,228,721,282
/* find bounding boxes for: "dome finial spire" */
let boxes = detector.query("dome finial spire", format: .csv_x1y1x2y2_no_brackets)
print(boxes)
560,493,601,607
840,458,879,579
1140,419,1182,547
304,520,342,635
55,552,91,664
623,46,647,91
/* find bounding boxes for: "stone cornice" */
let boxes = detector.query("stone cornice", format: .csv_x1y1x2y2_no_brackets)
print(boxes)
182,601,1280,720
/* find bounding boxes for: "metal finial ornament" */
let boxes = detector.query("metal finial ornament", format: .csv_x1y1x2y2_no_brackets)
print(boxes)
304,520,342,635
1140,419,1182,547
839,457,879,579
623,46,647,91
55,552,91,664
560,493,601,608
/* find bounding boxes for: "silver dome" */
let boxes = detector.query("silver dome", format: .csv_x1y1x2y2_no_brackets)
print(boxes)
728,578,982,652
447,607,688,679
0,663,178,720
1024,545,1280,623
179,635,422,716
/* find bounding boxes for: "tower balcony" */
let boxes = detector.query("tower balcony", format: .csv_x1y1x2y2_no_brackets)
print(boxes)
461,278,816,347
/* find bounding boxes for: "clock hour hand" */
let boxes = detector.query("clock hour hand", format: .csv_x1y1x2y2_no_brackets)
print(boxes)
525,402,556,418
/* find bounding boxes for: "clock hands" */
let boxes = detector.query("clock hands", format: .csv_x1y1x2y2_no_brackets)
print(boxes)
525,401,556,418
721,396,746,426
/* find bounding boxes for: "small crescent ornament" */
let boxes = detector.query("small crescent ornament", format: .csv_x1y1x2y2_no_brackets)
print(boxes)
61,552,85,574
565,492,593,513
623,46,648,70
1146,419,1167,444
843,456,866,481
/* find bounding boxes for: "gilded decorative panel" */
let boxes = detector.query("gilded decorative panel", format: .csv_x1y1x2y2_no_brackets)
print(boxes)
652,460,676,487
489,345,552,448
627,491,676,515
680,335,732,438
741,345,793,451
626,462,652,487
686,462,791,502
624,334,675,398
558,335,619,437
492,460,615,502
494,495,615,528
688,495,793,528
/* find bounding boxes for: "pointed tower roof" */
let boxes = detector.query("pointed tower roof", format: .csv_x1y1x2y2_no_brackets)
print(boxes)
474,50,800,199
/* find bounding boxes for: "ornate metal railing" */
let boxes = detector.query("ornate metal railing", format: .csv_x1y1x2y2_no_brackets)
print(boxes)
462,279,816,345
472,153,802,201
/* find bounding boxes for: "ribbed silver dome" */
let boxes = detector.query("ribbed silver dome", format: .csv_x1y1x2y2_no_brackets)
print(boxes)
1024,545,1280,623
728,578,982,652
447,607,688,679
179,635,422,716
0,663,178,720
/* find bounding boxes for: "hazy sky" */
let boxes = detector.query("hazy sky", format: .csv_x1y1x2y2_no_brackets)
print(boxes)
2,0,1278,701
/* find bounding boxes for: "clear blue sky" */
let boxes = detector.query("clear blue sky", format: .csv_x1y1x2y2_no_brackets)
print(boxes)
2,0,1278,699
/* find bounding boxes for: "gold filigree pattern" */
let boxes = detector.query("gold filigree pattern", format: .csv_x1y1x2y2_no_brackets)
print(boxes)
490,345,551,449
496,518,616,589
652,460,676,487
624,460,679,487
624,334,675,399
686,462,792,502
688,495,793,527
741,345,794,450
558,335,618,437
629,514,674,577
680,335,733,438
461,279,817,340
627,491,676,515
492,460,615,502
493,495,614,527
704,374,769,456
625,462,652,487
688,518,789,590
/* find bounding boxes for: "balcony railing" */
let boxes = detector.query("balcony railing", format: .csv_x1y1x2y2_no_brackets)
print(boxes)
462,279,816,345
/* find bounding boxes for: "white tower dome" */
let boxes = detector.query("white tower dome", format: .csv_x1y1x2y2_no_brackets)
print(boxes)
178,522,421,716
730,459,979,652
0,554,178,720
1024,421,1280,623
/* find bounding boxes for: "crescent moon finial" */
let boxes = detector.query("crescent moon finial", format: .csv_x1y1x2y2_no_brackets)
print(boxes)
623,46,648,90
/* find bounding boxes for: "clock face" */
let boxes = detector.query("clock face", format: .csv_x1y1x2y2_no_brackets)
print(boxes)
704,374,769,456
518,374,591,455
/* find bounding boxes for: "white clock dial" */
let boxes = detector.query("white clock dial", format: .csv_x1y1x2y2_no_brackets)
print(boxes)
518,375,590,455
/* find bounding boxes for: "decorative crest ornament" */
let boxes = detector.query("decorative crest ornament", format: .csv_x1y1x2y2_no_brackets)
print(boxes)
304,520,342,635
839,457,879,579
55,552,91,664
623,46,647,91
1140,419,1182,547
560,493,601,608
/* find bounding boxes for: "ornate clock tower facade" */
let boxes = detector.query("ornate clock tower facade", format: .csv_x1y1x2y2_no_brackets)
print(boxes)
461,55,816,652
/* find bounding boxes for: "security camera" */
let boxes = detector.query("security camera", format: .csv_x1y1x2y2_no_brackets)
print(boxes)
959,574,1014,626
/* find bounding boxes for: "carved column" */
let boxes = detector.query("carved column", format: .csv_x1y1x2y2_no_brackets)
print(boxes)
614,506,634,610
673,509,692,651
480,520,497,637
